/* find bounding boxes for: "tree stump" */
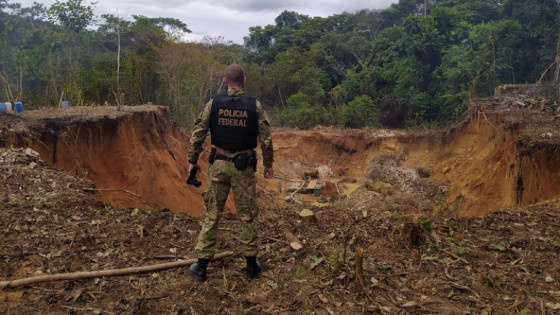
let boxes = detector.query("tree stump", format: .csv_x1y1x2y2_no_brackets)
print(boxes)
299,209,317,222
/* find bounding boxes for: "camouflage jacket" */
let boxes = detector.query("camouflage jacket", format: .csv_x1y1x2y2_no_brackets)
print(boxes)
188,88,274,168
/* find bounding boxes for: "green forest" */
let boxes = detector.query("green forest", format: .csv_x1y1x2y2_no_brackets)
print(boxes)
1,0,560,129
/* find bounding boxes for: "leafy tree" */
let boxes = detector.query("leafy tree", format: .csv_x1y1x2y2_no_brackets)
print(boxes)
501,0,560,81
434,45,472,121
275,10,308,31
311,30,371,84
328,85,348,108
119,15,186,104
436,0,502,24
341,66,379,101
20,2,48,29
47,0,94,33
262,49,309,107
244,24,277,62
272,92,332,129
97,13,130,103
466,20,523,96
156,42,223,127
291,66,329,104
340,95,380,128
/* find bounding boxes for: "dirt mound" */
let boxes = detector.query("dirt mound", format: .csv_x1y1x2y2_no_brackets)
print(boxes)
0,146,95,208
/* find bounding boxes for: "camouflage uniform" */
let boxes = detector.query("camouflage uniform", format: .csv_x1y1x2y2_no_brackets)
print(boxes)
188,87,273,259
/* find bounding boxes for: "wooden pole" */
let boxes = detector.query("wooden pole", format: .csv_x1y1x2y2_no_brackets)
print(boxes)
0,251,233,290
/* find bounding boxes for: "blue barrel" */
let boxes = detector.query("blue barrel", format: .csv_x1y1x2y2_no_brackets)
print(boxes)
15,101,23,113
61,100,69,107
0,102,5,112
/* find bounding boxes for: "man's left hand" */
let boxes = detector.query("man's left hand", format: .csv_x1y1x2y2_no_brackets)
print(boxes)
264,167,274,179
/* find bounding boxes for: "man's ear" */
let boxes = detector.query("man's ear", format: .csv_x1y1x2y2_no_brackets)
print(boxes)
222,77,227,84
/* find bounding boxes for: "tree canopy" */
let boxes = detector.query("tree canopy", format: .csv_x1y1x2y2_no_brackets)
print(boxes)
1,0,559,129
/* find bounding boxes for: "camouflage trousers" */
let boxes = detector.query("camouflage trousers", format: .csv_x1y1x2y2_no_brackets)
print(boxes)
195,160,258,259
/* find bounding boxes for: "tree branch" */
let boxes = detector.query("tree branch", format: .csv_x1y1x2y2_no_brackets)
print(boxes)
0,251,233,289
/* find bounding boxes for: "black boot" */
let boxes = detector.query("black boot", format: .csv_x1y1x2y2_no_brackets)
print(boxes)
245,256,261,279
189,258,209,282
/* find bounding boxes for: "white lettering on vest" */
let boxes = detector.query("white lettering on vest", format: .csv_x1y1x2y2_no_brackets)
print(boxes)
218,117,248,127
218,109,249,118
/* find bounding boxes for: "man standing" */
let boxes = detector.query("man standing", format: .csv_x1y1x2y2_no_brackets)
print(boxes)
187,64,274,282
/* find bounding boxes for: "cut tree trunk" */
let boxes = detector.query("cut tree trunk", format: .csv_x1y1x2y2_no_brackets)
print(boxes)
299,209,317,222
354,247,372,301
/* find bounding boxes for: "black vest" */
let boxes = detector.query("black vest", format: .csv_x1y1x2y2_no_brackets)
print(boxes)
209,94,258,152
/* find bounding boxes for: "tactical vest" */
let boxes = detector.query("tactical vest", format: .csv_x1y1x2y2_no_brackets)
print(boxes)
209,94,258,152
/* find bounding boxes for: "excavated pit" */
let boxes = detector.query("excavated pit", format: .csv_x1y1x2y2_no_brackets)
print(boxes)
1,93,560,216
0,106,205,216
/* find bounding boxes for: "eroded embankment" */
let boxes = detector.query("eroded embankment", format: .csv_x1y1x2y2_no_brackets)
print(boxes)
417,100,560,216
2,100,559,217
273,106,560,216
402,116,521,216
0,106,206,215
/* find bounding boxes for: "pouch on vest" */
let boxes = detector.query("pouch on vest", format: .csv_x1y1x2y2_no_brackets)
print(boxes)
234,153,249,170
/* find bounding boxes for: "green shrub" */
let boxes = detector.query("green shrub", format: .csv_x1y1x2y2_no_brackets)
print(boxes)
340,95,380,128
271,92,334,129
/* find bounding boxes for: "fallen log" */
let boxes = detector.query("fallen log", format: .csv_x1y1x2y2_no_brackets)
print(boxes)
0,251,233,290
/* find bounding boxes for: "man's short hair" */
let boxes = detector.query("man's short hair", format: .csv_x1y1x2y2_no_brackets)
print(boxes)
225,64,245,85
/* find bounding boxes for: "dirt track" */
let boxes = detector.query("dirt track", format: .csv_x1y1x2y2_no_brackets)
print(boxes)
1,92,560,314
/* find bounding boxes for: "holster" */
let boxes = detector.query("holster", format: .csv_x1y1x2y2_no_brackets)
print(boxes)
250,153,257,171
234,153,249,170
233,151,257,171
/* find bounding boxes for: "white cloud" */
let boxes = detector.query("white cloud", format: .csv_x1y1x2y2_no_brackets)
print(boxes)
15,0,398,43
213,0,302,12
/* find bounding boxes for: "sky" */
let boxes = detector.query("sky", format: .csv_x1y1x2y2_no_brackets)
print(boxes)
14,0,398,44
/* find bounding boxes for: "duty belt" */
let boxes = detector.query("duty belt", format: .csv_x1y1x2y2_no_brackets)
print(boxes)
214,147,254,159
215,154,236,162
